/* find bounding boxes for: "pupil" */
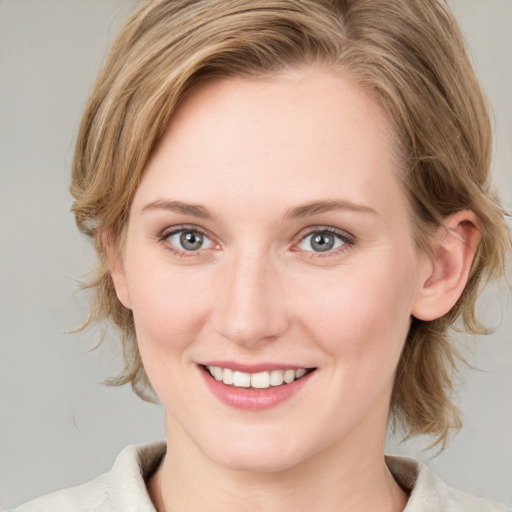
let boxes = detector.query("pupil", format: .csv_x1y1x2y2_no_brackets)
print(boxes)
180,231,203,250
312,233,334,252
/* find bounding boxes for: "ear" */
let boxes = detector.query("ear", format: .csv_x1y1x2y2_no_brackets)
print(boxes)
412,210,480,321
103,230,132,310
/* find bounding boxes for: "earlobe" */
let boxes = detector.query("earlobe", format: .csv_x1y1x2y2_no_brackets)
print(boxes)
103,231,132,310
412,211,480,321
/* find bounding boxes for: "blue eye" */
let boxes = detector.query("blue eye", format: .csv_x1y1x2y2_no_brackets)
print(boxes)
298,229,347,253
167,229,214,251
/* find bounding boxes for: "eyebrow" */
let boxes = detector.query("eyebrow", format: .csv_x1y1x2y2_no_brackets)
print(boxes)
141,200,211,219
141,198,377,220
284,200,378,219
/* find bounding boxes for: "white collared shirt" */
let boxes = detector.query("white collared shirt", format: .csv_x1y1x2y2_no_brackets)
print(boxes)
8,442,510,511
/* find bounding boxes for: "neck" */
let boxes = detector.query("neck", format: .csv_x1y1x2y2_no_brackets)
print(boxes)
148,411,408,512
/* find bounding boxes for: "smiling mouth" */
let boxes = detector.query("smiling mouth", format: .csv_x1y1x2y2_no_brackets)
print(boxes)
203,365,316,389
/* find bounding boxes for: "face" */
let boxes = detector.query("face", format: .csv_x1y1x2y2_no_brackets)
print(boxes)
112,68,430,473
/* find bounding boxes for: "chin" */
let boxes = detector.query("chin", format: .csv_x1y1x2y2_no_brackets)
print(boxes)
202,432,313,474
213,451,303,474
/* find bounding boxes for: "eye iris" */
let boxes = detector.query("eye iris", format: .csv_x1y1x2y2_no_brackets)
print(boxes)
180,231,203,250
311,232,335,252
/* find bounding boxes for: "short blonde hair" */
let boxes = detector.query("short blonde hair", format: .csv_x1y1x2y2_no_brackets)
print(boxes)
71,0,510,446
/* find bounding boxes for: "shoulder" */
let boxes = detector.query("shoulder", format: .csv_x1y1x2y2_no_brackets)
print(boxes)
9,441,166,512
386,455,511,512
9,472,109,512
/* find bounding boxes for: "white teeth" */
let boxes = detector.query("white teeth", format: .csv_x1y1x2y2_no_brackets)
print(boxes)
295,368,306,379
222,368,234,385
206,366,310,389
232,371,251,388
251,371,270,389
269,370,284,386
283,369,295,384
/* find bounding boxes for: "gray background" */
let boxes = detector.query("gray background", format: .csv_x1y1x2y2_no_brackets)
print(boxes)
0,0,510,508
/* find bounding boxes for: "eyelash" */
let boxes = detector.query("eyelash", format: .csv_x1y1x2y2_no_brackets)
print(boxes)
157,225,215,258
293,226,355,257
157,225,356,258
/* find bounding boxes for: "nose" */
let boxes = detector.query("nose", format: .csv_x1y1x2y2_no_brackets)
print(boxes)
212,251,289,347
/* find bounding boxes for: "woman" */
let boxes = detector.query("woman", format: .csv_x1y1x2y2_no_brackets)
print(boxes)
10,0,510,510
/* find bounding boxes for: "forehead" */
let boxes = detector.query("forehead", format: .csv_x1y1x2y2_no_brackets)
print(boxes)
135,68,407,221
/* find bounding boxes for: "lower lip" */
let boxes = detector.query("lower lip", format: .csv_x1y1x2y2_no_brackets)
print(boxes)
199,367,315,411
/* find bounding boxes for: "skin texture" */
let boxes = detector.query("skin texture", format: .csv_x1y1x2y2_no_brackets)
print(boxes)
110,68,479,512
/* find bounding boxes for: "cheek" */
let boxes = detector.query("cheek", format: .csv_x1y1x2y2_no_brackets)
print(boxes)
294,253,418,364
124,257,212,355
124,264,216,406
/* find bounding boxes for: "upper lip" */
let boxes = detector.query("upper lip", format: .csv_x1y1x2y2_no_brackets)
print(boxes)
199,361,316,373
